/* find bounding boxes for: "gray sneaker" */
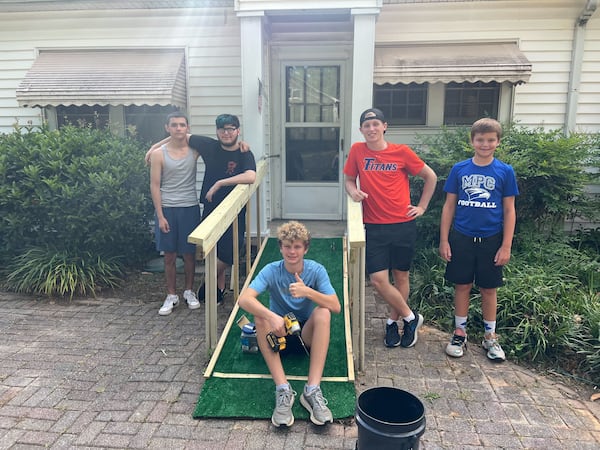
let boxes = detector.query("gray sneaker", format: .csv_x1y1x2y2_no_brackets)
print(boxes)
271,388,296,427
300,386,333,425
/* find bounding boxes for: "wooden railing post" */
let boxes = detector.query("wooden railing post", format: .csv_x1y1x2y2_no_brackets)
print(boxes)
188,159,268,350
346,195,366,372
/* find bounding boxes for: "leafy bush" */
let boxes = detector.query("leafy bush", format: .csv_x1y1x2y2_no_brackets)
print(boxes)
501,127,599,232
0,124,154,296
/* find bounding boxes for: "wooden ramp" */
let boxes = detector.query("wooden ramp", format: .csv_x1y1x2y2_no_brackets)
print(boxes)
193,237,356,420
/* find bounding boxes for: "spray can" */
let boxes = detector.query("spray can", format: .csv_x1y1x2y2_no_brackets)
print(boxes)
240,323,259,353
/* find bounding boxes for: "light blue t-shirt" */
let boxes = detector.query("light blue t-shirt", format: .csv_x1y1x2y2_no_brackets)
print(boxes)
249,259,336,323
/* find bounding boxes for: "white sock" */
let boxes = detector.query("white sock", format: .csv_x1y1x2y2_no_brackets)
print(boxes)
403,312,415,323
455,315,468,332
484,320,496,336
387,318,396,325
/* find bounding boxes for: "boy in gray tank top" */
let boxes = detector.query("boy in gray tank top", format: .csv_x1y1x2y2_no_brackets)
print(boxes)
150,112,202,315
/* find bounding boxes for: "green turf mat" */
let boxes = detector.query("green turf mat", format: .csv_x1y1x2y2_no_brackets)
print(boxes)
193,237,356,420
194,378,356,420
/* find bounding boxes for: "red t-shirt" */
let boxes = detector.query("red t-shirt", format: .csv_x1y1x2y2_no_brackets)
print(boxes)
343,142,425,224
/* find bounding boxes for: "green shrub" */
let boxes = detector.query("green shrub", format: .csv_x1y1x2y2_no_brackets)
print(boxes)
564,291,600,385
498,260,579,361
0,124,154,296
501,127,599,232
411,248,455,329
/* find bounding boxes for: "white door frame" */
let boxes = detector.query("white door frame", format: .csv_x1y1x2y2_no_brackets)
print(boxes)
270,45,352,220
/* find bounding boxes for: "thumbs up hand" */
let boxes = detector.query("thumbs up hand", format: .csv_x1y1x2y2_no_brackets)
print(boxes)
289,272,306,298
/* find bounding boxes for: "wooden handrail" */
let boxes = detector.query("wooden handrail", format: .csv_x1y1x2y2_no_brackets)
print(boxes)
187,159,268,350
188,159,268,254
346,195,366,372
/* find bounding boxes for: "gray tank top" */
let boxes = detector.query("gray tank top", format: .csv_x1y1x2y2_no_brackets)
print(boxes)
160,145,198,207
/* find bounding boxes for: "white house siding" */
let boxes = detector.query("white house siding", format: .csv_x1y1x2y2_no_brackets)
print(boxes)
0,6,243,208
0,7,242,135
376,0,600,145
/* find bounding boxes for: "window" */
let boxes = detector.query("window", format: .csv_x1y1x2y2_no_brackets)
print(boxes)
125,105,179,144
18,49,187,142
444,81,500,125
372,81,501,127
57,105,109,129
286,66,340,123
373,83,427,126
54,105,178,144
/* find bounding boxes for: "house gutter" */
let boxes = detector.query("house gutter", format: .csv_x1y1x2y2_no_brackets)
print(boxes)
565,0,598,134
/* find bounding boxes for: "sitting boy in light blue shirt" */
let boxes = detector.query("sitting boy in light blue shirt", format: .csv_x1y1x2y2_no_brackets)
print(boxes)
238,221,341,428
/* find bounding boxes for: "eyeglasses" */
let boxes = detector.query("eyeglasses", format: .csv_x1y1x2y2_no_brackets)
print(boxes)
218,127,238,134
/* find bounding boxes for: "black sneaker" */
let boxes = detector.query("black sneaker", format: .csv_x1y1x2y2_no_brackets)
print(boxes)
384,322,401,347
197,284,225,306
400,313,424,348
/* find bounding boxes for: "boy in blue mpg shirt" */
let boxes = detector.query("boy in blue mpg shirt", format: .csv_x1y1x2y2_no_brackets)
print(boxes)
238,221,341,428
439,118,519,362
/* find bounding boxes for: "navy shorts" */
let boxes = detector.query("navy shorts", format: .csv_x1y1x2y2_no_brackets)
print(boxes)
202,205,246,266
365,221,417,274
444,229,504,288
155,205,201,255
280,320,310,356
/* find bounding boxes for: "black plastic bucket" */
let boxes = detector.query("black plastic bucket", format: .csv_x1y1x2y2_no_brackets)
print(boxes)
355,387,426,450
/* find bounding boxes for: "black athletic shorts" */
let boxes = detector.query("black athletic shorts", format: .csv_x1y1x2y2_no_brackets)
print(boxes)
444,229,504,288
280,320,310,356
365,221,417,274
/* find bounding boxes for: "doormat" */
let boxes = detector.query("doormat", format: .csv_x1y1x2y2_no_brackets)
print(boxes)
193,237,356,420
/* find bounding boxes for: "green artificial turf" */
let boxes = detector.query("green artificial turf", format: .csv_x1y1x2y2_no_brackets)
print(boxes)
193,237,356,420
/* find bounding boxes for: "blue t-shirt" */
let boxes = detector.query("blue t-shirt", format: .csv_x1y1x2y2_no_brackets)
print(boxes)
249,259,336,323
443,158,519,237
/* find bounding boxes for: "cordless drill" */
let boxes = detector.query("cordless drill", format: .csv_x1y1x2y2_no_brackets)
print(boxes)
266,312,309,356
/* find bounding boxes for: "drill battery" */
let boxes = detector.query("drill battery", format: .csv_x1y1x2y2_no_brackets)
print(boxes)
266,331,286,352
266,313,310,356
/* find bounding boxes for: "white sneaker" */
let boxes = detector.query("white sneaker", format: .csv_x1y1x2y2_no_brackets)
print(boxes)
183,290,200,310
482,334,506,361
159,294,179,316
445,333,467,358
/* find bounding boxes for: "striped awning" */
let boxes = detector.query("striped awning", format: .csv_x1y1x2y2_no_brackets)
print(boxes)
16,49,187,108
374,42,532,85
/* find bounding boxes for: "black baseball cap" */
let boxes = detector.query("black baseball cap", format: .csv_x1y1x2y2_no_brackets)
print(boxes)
359,108,386,126
215,114,240,129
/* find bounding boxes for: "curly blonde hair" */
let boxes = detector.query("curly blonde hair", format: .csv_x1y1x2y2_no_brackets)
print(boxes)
277,221,311,248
